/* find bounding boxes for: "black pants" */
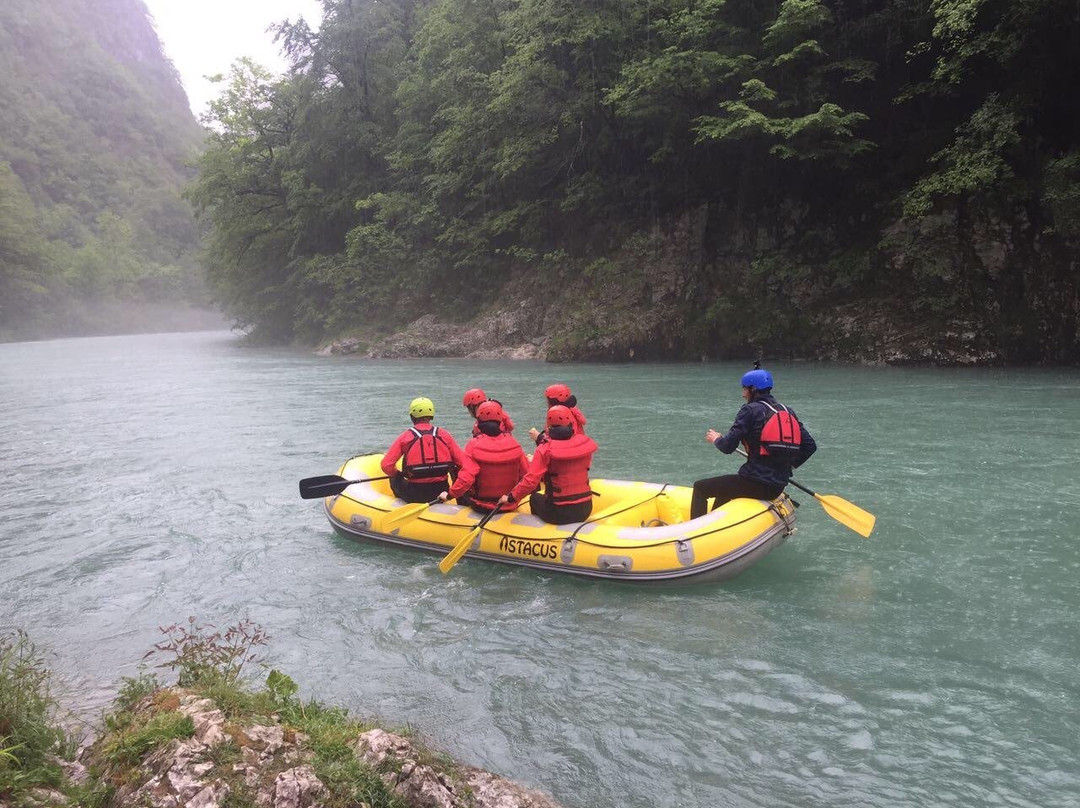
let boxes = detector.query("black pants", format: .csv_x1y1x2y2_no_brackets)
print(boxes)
530,494,592,525
390,475,447,504
690,474,782,519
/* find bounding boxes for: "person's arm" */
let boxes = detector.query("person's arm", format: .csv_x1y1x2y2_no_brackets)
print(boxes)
441,430,470,471
713,404,754,454
381,433,405,476
794,417,816,468
517,450,529,477
508,445,550,502
572,407,586,433
447,446,479,498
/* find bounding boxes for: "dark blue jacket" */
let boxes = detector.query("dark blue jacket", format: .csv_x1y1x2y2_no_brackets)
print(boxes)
714,394,817,489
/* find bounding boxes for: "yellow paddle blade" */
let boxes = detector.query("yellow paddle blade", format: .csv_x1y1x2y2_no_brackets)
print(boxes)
381,502,431,531
814,493,876,538
439,525,482,574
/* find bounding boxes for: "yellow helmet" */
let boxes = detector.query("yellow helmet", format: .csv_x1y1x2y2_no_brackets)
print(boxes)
409,397,435,418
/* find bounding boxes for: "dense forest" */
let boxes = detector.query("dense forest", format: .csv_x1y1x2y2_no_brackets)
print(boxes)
189,0,1080,364
0,0,207,341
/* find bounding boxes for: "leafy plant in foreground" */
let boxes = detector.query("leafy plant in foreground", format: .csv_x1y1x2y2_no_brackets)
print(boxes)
144,617,270,687
0,631,67,798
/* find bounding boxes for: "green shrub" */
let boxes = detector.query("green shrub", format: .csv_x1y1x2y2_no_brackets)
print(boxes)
0,631,67,798
144,617,269,688
99,711,195,768
113,672,160,713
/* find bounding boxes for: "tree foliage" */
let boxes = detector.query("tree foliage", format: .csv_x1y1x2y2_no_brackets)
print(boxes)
191,0,1080,361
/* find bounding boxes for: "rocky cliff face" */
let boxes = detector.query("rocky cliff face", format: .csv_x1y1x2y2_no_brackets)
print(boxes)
317,212,1003,366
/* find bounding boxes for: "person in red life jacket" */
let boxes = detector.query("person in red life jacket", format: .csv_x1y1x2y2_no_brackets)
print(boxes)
499,405,598,524
463,388,516,437
381,397,469,503
690,368,817,518
462,388,486,418
438,401,528,512
528,383,587,445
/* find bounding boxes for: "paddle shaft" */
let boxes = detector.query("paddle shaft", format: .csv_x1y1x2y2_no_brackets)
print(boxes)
733,448,874,537
298,474,390,499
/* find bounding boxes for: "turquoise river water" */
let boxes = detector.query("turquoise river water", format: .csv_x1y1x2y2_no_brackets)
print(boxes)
1,331,1078,807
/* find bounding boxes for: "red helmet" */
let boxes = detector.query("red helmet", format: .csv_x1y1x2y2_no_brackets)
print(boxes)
462,388,486,407
544,383,571,403
546,405,574,428
476,400,504,422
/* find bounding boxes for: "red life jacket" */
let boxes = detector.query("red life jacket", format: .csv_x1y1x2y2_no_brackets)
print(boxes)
468,433,526,507
543,433,597,505
756,401,802,459
402,426,454,483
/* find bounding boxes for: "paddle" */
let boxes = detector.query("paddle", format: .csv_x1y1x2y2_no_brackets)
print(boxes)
439,506,501,574
298,474,390,499
381,498,443,531
735,448,875,537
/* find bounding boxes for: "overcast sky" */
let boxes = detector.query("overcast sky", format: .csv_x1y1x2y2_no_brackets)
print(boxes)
143,0,324,118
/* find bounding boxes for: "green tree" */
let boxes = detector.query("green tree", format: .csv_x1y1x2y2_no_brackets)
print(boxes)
0,163,53,335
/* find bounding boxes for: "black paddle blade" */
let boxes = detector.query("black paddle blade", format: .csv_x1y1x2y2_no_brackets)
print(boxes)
299,474,356,499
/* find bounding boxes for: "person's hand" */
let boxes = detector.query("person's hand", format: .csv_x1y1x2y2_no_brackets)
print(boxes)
438,491,450,502
497,494,510,506
706,429,722,444
528,427,540,440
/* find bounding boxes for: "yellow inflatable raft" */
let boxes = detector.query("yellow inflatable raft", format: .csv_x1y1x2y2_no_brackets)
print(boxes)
321,454,798,583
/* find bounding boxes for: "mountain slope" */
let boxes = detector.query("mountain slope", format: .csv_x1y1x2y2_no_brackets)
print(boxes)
0,0,210,340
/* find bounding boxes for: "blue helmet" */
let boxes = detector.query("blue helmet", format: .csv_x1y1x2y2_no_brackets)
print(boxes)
740,369,773,390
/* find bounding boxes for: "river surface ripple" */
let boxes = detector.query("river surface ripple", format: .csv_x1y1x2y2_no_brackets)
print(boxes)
1,332,1078,807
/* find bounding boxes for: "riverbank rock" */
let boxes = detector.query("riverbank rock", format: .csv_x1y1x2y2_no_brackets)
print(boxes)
355,729,563,808
315,336,365,356
83,688,564,808
364,308,550,360
817,303,1001,365
311,207,1019,365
